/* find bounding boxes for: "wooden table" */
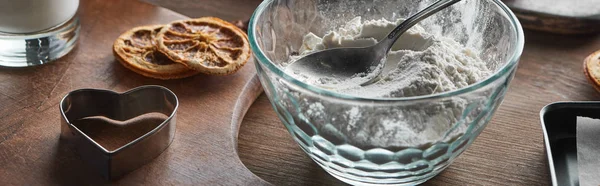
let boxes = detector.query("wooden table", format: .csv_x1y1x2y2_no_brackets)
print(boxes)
211,1,596,185
152,0,600,185
1,0,599,185
0,0,267,185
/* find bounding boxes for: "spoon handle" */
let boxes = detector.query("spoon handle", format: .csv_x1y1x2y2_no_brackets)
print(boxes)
379,0,462,51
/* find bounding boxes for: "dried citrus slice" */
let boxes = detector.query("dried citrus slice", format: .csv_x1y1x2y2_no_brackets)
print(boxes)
113,25,200,80
584,50,600,92
156,17,251,75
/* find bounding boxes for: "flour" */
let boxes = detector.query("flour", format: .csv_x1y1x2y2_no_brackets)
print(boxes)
286,17,491,98
280,17,494,148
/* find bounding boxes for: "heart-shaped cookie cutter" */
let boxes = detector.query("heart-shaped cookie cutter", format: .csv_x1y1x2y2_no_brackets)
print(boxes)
59,85,178,180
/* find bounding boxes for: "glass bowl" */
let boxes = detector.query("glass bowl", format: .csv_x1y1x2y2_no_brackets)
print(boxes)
248,0,524,185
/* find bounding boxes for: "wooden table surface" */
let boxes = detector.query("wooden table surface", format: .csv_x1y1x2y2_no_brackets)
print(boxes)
158,0,598,185
0,0,268,185
1,0,599,185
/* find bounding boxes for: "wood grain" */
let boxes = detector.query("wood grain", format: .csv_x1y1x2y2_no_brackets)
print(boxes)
193,1,599,186
0,0,598,185
0,0,267,185
125,0,600,185
238,31,600,185
235,31,600,186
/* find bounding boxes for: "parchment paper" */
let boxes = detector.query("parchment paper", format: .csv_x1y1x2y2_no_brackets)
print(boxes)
577,116,600,186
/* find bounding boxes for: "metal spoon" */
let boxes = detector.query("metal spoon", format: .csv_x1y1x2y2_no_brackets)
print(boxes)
286,0,462,87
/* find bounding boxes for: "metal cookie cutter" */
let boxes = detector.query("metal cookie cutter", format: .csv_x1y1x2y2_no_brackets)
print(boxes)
59,85,178,180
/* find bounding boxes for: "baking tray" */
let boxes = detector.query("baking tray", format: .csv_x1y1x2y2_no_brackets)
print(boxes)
540,102,600,186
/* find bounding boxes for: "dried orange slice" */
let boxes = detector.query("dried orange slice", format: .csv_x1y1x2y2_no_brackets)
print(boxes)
113,25,200,80
584,50,600,92
156,17,251,75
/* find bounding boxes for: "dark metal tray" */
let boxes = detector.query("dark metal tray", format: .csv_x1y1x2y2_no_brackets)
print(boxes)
540,102,600,186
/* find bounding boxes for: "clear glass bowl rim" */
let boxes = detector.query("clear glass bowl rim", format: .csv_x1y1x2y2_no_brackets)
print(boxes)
248,0,525,102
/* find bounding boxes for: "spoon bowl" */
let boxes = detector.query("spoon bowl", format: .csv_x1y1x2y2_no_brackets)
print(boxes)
286,45,386,80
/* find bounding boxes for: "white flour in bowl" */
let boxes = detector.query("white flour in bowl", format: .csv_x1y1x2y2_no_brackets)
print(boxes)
280,17,495,148
286,17,492,98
